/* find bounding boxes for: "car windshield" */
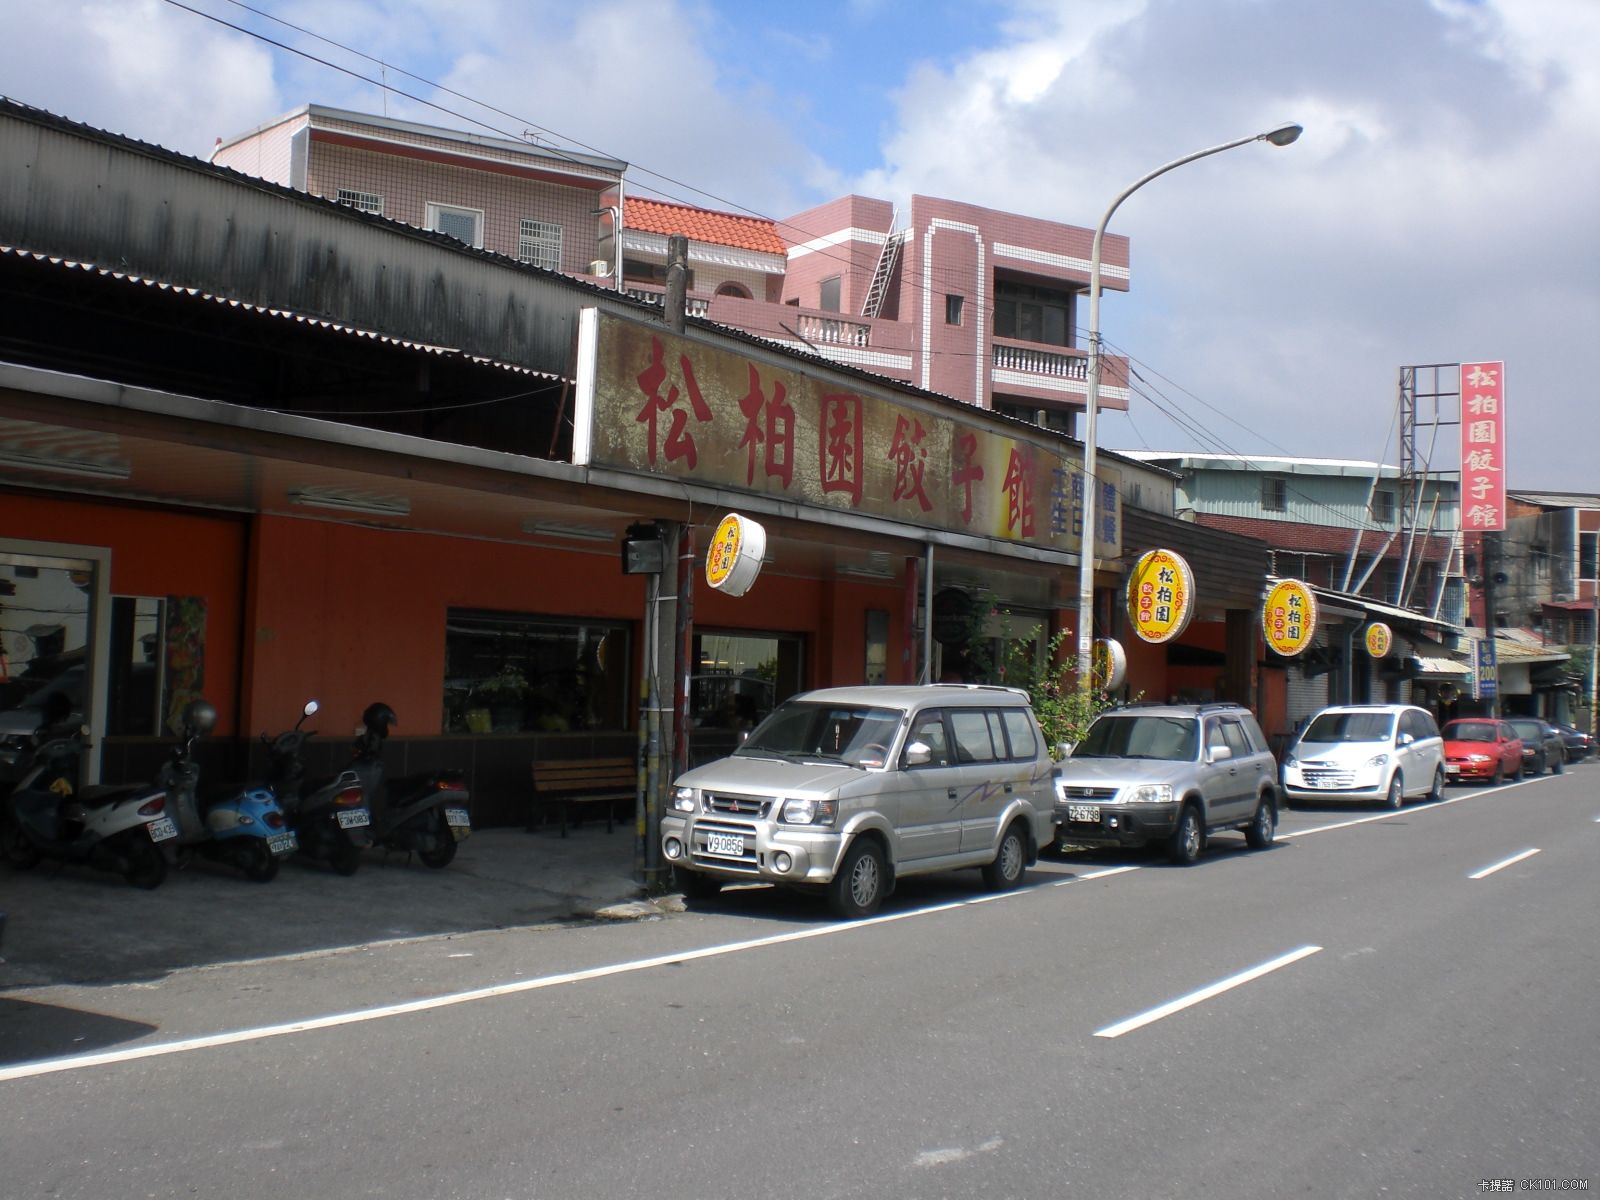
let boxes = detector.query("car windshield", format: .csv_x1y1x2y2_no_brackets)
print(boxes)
735,701,904,767
1075,714,1198,761
1445,722,1498,743
1302,712,1394,743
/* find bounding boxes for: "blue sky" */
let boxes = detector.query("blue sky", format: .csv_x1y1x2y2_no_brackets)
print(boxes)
2,0,1596,491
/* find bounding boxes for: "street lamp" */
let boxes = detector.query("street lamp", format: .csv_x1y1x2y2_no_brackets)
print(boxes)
1075,122,1303,700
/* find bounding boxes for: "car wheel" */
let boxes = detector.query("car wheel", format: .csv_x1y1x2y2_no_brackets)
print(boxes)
827,838,887,918
1426,766,1445,803
1489,762,1504,787
1550,750,1563,775
1166,804,1203,867
1245,797,1276,849
981,822,1028,891
1381,772,1404,811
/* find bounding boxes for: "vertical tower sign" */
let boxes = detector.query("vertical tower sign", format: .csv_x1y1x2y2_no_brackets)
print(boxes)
1460,361,1506,532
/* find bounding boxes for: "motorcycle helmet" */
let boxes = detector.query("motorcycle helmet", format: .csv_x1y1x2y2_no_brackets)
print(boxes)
182,699,218,735
362,702,398,738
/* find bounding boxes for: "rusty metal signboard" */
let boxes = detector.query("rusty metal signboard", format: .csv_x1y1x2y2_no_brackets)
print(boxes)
573,309,1120,558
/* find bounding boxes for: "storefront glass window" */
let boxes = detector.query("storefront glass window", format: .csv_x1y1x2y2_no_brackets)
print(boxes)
445,609,631,734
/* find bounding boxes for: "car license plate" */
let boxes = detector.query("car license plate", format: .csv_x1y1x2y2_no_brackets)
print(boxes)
705,832,745,857
337,808,371,829
146,816,178,842
1067,804,1100,823
445,807,471,828
1310,777,1335,789
266,831,298,856
1445,764,1460,776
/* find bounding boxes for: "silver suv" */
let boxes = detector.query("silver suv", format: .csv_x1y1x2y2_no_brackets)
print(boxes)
663,684,1057,918
1052,703,1280,865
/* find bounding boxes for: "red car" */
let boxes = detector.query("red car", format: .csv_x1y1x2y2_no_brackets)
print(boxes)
1441,719,1524,785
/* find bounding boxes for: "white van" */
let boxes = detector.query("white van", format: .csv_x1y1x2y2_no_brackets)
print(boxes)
1281,704,1446,809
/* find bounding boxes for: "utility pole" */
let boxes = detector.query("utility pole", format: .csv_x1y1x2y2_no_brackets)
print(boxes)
1481,531,1501,718
663,234,689,335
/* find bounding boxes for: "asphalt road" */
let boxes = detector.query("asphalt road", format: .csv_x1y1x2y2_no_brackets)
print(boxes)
1,765,1596,1200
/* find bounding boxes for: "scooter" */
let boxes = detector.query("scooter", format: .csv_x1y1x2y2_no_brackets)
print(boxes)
349,702,471,868
1,700,179,890
262,700,372,875
160,699,297,883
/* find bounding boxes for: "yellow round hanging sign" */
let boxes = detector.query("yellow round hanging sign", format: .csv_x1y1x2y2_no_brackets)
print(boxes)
705,513,767,597
1364,622,1393,658
1125,549,1195,644
1262,579,1318,657
1092,637,1128,690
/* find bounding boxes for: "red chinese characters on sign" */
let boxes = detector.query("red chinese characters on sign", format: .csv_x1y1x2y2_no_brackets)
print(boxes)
887,415,933,513
952,432,984,525
737,364,795,489
1460,361,1506,531
1001,447,1035,538
635,336,714,469
820,392,864,506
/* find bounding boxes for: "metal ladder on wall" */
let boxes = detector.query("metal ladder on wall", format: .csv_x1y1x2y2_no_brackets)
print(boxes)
860,211,903,319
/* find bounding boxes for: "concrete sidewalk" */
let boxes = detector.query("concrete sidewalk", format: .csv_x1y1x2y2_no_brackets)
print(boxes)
0,824,659,989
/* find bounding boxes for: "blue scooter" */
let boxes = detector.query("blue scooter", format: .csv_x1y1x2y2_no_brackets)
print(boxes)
165,699,297,883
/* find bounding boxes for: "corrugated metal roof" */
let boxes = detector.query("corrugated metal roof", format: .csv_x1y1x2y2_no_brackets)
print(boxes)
0,245,563,381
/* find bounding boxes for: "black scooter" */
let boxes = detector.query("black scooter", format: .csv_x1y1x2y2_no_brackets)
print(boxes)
350,702,471,868
263,700,372,875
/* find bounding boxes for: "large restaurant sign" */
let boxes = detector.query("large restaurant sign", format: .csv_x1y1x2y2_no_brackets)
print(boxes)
1125,549,1195,644
1460,360,1506,532
573,310,1120,558
1262,579,1317,657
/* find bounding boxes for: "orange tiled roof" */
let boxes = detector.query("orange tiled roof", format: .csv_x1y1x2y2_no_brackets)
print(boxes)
625,197,786,256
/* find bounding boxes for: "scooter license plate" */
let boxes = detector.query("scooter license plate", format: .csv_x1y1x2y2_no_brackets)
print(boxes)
337,809,371,829
445,807,471,828
266,831,298,856
146,817,178,842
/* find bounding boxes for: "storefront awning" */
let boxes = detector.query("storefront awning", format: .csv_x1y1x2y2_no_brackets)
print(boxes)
1411,655,1472,677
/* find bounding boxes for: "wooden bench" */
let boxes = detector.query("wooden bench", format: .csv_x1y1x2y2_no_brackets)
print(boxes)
530,756,636,836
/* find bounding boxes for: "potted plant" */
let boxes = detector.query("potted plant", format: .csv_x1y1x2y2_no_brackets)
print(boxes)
475,664,530,730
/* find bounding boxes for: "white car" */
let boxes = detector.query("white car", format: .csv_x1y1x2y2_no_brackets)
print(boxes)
1282,704,1446,809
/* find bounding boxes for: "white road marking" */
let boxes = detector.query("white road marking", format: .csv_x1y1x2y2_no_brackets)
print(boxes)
1280,778,1533,840
0,868,1114,1084
1468,848,1541,879
1093,945,1323,1039
1055,864,1140,885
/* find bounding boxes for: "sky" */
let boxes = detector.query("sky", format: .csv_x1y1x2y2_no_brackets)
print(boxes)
2,0,1595,491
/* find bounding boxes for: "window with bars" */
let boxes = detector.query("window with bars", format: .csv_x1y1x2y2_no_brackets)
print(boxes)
427,202,484,249
1371,489,1396,523
1262,476,1288,512
518,219,563,271
335,188,384,215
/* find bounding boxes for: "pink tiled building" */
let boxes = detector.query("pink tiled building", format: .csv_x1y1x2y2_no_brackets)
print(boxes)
214,106,1130,433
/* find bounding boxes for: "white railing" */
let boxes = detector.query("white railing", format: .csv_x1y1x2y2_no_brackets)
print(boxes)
794,313,871,347
624,283,710,317
992,343,1088,379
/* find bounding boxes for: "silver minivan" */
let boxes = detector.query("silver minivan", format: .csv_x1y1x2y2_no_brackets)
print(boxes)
662,684,1057,918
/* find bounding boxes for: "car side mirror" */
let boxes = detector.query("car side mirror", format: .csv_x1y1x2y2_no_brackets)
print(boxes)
904,741,932,767
1398,732,1415,747
1208,744,1233,763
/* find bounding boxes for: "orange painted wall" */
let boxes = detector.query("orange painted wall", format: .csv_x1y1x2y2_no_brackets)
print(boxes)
0,492,247,732
244,516,901,734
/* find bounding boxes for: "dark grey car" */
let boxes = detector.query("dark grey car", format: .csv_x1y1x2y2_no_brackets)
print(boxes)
1505,718,1566,776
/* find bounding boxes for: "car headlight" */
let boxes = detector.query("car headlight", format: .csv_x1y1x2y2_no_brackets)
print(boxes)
672,786,697,813
1284,754,1299,769
1122,783,1172,805
1366,753,1390,768
779,797,836,826
1466,754,1491,763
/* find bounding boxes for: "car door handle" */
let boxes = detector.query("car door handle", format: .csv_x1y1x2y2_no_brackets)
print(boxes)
947,788,958,800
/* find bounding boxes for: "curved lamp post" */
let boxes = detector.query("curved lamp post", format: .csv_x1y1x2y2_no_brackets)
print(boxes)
1075,122,1303,701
